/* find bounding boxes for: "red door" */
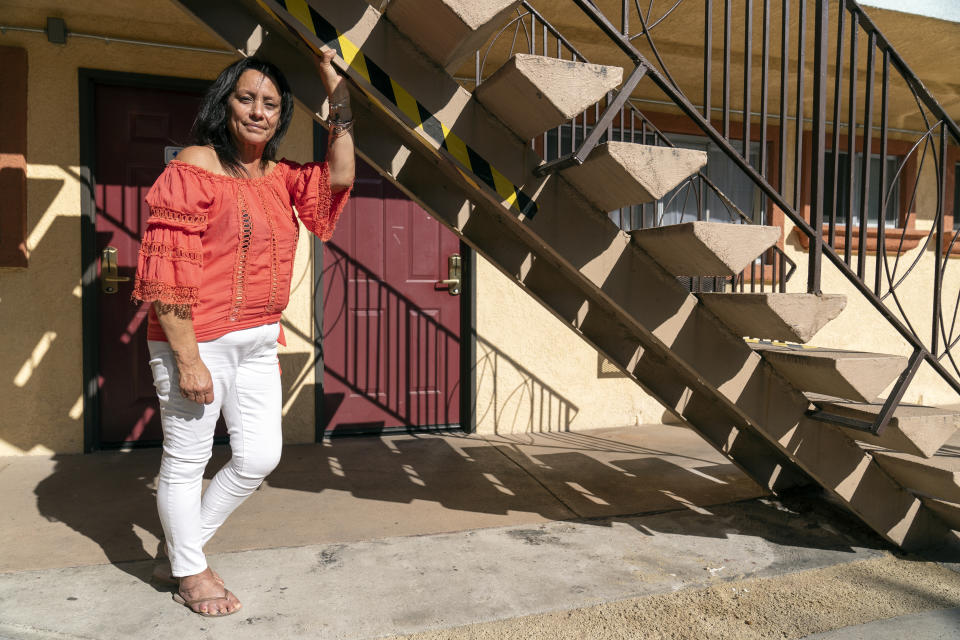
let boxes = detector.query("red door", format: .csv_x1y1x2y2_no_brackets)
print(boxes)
94,82,206,446
321,161,461,434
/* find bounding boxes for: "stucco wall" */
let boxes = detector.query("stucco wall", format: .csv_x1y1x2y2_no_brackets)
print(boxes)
473,256,667,435
0,3,319,455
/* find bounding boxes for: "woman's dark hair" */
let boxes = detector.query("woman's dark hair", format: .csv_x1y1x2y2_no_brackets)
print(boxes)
190,57,294,177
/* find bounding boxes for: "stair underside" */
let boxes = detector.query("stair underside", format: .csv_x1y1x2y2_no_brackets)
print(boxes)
385,0,521,73
756,344,906,404
699,293,846,343
811,397,960,458
475,54,623,142
187,0,957,550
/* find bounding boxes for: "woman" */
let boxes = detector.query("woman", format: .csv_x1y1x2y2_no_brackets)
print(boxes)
132,51,354,617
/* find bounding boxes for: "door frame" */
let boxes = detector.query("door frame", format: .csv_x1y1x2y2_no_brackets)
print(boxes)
311,123,477,439
78,68,211,453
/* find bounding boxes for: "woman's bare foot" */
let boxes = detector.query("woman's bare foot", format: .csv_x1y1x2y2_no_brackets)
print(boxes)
175,568,242,616
152,558,224,587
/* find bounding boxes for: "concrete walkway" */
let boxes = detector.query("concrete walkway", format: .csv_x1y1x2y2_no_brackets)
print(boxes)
1,425,958,639
802,608,960,639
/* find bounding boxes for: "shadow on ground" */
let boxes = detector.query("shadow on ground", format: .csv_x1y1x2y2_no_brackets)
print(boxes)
29,429,889,585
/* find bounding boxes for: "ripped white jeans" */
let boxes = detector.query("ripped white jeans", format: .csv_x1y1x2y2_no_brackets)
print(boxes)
148,322,283,577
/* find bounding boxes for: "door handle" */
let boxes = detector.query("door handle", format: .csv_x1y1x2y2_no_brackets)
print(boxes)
437,253,461,296
101,246,131,294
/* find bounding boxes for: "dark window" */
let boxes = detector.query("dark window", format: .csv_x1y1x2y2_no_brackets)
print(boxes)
823,150,900,228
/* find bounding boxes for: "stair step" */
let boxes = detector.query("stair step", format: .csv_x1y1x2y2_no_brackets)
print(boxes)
561,142,707,211
923,498,960,531
874,444,960,503
755,345,906,403
812,399,960,458
698,293,846,343
475,54,623,141
631,222,780,277
385,0,521,73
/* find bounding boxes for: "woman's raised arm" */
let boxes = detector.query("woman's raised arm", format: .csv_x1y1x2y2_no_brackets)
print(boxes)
316,49,355,191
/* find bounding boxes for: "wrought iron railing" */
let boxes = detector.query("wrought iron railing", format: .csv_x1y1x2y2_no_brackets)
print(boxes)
473,0,960,433
471,1,796,294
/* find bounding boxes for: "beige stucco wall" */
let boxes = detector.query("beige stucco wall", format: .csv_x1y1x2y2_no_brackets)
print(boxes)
0,2,319,455
473,256,667,435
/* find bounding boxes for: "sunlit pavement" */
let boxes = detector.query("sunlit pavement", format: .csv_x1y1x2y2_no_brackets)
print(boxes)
0,425,957,639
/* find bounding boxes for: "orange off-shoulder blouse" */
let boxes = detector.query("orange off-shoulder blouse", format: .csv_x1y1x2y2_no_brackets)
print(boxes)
132,158,350,343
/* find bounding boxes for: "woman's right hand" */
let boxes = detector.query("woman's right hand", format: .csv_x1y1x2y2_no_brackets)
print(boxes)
152,301,214,405
175,354,214,404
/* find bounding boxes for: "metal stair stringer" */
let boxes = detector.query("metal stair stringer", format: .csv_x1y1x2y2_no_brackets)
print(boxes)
175,0,955,550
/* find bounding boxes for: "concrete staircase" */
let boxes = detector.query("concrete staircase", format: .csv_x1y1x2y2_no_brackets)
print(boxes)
176,0,960,550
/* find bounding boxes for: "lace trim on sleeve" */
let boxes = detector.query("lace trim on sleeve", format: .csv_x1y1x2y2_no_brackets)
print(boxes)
138,241,203,265
131,278,200,307
311,168,337,240
147,206,208,227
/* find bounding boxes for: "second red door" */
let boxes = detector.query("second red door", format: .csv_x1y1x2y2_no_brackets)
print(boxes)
321,161,462,435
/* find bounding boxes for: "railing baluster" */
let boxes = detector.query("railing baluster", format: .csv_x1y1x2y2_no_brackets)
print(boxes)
829,1,845,247
876,48,889,295
779,0,790,196
743,0,753,161
641,116,649,228
759,0,770,178
704,0,713,120
780,248,786,292
845,11,858,266
793,0,807,211
760,249,766,292
857,32,875,280
723,0,732,139
809,0,828,294
531,10,536,52
934,125,947,355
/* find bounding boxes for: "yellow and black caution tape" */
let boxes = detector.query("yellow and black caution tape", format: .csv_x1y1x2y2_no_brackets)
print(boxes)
266,0,538,218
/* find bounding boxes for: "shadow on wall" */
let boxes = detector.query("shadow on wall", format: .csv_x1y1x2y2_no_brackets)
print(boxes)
314,240,579,435
474,334,579,434
0,174,78,454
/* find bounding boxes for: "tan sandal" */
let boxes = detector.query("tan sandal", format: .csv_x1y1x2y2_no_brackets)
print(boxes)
173,588,241,617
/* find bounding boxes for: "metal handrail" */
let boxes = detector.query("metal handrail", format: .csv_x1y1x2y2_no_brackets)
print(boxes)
553,0,960,433
474,1,796,294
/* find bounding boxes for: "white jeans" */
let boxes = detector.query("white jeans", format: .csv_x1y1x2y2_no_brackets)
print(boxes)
148,322,283,577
